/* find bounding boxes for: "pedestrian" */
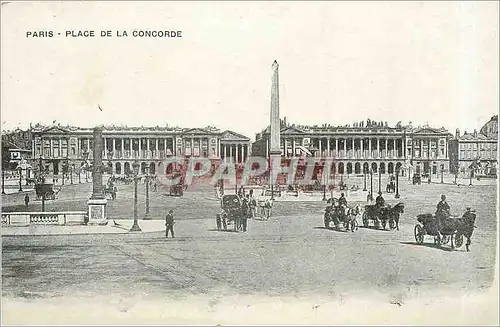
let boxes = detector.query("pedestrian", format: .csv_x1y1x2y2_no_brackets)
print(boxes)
165,209,175,238
112,186,117,200
24,194,29,207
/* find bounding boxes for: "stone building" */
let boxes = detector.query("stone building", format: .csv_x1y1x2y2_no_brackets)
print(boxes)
252,118,452,176
30,124,251,176
449,115,498,177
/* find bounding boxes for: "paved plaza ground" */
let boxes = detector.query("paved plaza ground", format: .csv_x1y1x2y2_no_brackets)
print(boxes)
1,174,498,324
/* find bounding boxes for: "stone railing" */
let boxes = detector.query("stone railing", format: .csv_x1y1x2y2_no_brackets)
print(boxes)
1,211,87,227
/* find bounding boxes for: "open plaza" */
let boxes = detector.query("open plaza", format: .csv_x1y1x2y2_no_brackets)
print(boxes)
1,170,497,324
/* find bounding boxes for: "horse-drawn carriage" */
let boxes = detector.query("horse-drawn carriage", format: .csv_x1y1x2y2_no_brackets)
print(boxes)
35,183,58,201
414,210,476,251
169,183,184,197
216,194,249,231
412,174,422,185
362,203,404,230
324,199,360,232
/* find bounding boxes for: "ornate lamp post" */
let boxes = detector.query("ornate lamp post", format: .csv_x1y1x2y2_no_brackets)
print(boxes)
61,161,66,185
322,168,327,201
70,165,73,184
130,160,142,232
469,167,473,186
395,168,400,199
378,168,381,194
370,168,373,201
1,170,5,195
440,166,444,184
83,151,89,183
144,165,151,219
17,166,23,192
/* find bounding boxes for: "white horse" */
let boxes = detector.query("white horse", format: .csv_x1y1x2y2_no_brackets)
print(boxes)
257,198,274,220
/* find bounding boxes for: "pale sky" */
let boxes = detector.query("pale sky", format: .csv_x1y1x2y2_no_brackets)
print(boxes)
1,1,498,140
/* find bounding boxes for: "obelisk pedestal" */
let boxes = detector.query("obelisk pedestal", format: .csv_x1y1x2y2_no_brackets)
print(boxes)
87,126,108,225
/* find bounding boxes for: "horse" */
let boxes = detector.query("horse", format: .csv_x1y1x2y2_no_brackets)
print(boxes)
378,203,404,230
345,204,361,232
438,211,476,251
258,198,274,220
384,202,404,230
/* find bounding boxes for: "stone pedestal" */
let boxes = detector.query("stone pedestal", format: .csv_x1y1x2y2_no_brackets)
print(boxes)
87,126,108,226
87,198,108,225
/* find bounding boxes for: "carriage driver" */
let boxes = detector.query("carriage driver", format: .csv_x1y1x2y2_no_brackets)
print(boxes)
436,194,450,219
375,191,386,216
338,193,348,207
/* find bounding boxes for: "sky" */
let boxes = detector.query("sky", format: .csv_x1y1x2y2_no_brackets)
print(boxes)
1,1,498,140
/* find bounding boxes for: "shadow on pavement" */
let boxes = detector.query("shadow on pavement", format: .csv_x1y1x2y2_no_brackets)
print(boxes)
206,228,240,233
399,241,454,252
313,226,349,233
358,226,392,232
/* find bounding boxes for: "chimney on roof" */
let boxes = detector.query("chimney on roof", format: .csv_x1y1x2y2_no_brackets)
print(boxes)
474,129,478,138
455,128,460,139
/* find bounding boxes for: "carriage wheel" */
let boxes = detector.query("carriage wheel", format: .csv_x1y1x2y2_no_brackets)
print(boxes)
362,212,369,227
381,219,387,230
441,235,450,245
453,233,464,248
414,225,424,244
389,219,396,230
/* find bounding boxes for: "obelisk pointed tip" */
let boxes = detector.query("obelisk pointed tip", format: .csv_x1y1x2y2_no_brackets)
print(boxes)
272,60,278,68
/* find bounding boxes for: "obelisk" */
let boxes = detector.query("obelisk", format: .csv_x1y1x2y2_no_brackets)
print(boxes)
87,126,108,225
269,60,281,185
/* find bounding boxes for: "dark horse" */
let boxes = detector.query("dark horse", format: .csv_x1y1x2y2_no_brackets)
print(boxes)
380,203,404,230
439,211,477,251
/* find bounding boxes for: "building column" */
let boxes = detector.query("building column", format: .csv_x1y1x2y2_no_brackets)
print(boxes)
266,139,269,157
326,138,330,157
235,144,239,163
130,138,133,152
292,139,296,158
318,139,322,157
361,138,364,155
335,139,339,156
343,138,347,157
229,144,233,161
58,137,62,159
138,138,142,154
377,138,380,158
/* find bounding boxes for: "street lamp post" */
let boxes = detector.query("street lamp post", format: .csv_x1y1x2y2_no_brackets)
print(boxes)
70,165,73,184
378,169,381,194
18,167,23,192
440,167,444,184
1,170,5,195
395,169,400,199
130,161,142,232
144,166,151,219
322,169,327,201
469,169,473,186
370,169,373,201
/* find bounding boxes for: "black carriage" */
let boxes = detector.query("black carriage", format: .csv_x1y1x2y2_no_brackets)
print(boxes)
35,183,56,200
218,194,248,231
414,210,476,250
169,184,184,196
